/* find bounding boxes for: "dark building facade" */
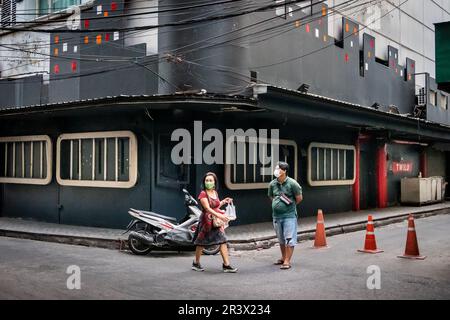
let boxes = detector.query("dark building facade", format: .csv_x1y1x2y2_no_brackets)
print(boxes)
1,0,450,228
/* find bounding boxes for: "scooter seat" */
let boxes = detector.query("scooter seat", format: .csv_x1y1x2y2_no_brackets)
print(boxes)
130,208,178,223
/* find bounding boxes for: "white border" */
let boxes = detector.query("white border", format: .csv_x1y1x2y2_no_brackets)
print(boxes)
225,138,298,190
56,131,138,188
0,135,52,185
307,142,356,187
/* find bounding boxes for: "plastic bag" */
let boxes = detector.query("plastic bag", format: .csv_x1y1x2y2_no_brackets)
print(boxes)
225,202,237,221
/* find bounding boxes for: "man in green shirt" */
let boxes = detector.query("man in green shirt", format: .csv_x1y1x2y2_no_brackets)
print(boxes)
268,161,303,270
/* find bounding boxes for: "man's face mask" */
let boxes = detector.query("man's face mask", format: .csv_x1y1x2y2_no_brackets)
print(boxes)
274,166,281,178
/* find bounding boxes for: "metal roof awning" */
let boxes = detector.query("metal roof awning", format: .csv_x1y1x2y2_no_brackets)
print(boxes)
2,86,450,143
0,94,260,117
254,84,450,143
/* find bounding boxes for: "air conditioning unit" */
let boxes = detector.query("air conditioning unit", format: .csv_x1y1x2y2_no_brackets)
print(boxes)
401,176,445,205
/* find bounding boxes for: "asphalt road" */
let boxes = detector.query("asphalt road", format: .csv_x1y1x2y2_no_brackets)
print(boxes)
0,214,449,300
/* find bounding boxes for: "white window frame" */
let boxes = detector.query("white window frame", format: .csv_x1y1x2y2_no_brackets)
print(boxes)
308,142,356,187
56,130,138,188
0,135,52,185
225,138,298,190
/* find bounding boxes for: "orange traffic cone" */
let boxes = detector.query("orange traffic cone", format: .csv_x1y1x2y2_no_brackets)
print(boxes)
357,215,384,254
312,209,328,248
398,214,426,260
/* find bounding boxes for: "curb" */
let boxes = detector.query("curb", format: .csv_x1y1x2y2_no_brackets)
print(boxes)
0,229,126,251
227,207,450,251
1,207,449,252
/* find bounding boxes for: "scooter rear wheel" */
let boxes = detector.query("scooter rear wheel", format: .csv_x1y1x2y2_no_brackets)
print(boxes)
128,232,152,255
202,244,221,255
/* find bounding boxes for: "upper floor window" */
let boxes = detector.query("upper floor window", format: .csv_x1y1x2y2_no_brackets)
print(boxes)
308,142,356,187
1,0,86,25
56,131,138,188
440,94,448,110
275,0,288,19
1,0,16,27
0,135,52,185
275,0,308,19
429,90,437,106
38,0,82,16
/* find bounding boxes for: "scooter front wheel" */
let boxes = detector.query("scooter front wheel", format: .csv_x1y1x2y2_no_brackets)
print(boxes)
202,244,221,255
128,233,152,255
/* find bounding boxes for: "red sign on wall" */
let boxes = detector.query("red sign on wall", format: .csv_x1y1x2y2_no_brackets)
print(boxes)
392,161,413,174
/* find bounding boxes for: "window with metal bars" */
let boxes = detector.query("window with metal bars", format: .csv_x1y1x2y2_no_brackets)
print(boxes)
275,0,288,19
38,0,81,16
57,131,138,188
308,142,356,186
225,138,298,190
0,135,52,185
1,0,16,27
275,0,310,19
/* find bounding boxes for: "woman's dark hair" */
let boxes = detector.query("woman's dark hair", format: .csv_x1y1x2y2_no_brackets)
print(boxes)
202,172,219,191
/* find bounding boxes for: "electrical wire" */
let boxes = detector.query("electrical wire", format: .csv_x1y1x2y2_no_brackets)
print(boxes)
252,0,409,69
164,0,409,93
0,0,330,77
0,0,274,54
0,0,316,32
0,0,355,86
0,0,380,90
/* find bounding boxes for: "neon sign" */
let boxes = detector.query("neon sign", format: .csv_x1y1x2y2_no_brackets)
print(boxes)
392,161,413,174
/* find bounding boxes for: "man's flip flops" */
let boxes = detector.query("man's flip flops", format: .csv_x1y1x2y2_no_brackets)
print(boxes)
280,264,291,270
274,260,284,265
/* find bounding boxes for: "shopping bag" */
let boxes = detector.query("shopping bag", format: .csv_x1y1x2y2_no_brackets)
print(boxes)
225,202,237,221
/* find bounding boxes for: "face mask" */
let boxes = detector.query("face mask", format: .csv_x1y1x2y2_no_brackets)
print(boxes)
205,181,215,190
274,169,281,178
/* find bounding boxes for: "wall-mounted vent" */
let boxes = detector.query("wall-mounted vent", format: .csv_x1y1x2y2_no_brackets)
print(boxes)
418,87,427,106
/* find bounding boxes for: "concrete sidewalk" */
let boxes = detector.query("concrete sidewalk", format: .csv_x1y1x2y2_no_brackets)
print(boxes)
1,202,449,251
227,202,450,250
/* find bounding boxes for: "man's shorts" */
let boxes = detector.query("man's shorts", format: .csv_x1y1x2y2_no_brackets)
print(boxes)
273,217,298,247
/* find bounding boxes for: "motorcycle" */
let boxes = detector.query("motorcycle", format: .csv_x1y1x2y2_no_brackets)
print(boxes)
124,189,221,256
